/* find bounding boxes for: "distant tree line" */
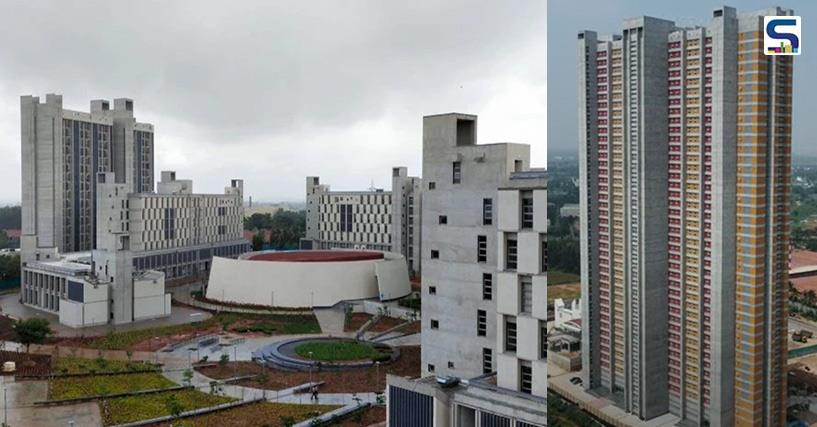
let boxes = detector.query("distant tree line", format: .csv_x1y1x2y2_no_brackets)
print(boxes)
0,206,21,230
0,254,20,280
245,210,306,251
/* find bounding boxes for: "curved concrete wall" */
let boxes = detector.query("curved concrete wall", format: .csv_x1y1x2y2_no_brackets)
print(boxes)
206,251,410,308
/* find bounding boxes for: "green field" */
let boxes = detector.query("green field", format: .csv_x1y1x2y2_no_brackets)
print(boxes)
549,270,580,286
54,356,160,375
50,372,176,400
104,389,235,425
295,341,386,361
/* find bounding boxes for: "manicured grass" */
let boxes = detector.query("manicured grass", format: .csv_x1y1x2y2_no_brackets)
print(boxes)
155,401,340,427
49,372,176,400
103,389,235,426
53,356,160,375
78,312,320,350
548,270,581,286
295,341,386,361
547,283,581,305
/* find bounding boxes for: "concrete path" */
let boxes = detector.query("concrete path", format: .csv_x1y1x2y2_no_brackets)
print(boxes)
313,306,350,336
0,376,103,427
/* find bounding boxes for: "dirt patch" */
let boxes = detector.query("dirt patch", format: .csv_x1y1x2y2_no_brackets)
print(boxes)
0,350,52,376
345,314,416,334
345,313,374,332
197,346,420,393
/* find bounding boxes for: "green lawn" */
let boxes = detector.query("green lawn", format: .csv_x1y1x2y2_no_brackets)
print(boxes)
295,341,386,361
103,389,235,426
548,270,580,286
49,372,176,400
54,356,160,375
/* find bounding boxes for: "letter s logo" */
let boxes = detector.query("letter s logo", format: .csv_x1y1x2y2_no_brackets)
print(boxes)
765,16,801,55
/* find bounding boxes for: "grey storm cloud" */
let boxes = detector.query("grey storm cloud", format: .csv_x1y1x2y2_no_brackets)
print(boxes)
0,0,546,203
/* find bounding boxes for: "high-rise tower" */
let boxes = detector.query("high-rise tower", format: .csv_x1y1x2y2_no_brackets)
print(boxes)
579,6,793,426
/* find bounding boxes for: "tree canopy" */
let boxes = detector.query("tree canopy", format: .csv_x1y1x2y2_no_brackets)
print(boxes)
14,317,52,351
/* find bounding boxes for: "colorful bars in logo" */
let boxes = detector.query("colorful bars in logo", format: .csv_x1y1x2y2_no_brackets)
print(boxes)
768,41,798,53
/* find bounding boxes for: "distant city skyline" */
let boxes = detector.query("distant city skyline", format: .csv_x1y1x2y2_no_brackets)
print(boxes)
0,0,546,204
548,0,815,156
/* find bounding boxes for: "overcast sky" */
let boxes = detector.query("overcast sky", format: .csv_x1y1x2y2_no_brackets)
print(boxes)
0,0,546,205
548,0,815,157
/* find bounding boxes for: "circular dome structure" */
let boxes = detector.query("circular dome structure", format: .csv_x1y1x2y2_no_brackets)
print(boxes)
205,250,411,308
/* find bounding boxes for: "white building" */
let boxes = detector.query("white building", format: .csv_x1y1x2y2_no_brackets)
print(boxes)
559,203,580,219
303,167,421,275
554,298,581,331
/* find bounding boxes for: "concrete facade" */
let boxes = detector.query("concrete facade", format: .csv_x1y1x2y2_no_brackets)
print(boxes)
206,250,411,308
20,95,153,260
495,173,547,399
303,167,422,275
420,112,539,380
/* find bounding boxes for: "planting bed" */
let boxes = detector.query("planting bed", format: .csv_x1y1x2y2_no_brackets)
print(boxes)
198,346,420,393
147,401,339,427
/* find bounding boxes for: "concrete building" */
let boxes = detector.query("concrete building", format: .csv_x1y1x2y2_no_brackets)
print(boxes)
22,173,170,327
128,171,248,283
386,113,545,426
495,171,547,398
387,374,546,427
578,7,793,426
420,113,532,379
21,95,153,259
206,250,411,308
554,298,581,330
303,167,421,275
19,95,248,327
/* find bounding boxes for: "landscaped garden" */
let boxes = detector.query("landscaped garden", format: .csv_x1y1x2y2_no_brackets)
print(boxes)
53,355,160,375
294,340,387,362
53,312,321,351
50,372,176,400
148,401,339,427
102,388,235,425
197,346,420,393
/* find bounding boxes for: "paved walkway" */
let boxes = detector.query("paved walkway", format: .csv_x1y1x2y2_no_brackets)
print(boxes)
0,376,103,427
313,306,350,336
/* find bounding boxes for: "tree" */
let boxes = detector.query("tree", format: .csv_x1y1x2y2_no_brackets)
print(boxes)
251,232,264,251
0,254,20,280
182,368,194,386
14,318,52,352
165,394,184,420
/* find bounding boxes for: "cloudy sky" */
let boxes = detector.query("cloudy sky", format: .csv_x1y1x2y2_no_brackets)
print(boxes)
548,0,815,156
0,0,546,205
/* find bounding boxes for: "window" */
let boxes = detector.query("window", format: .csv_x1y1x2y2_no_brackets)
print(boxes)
428,364,436,373
541,321,548,359
482,348,493,374
431,319,439,329
448,361,455,369
439,215,447,225
428,182,436,190
482,273,492,300
505,235,518,270
477,310,487,336
429,286,437,295
431,250,439,259
520,276,533,314
482,198,493,225
505,316,517,352
541,237,547,273
521,191,534,228
340,204,354,232
520,362,532,394
477,235,487,262
452,161,461,184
